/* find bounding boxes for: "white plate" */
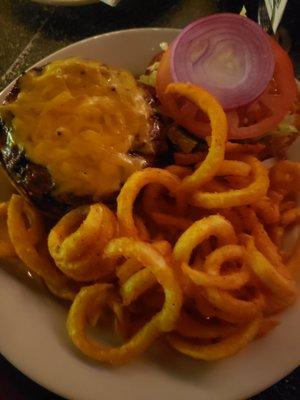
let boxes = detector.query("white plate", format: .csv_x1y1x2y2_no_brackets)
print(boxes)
0,28,299,400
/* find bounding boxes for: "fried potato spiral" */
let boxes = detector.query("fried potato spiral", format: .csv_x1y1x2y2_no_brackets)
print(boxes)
48,203,118,281
0,202,15,258
167,318,261,361
67,239,182,365
1,82,299,366
191,156,269,209
165,83,227,192
7,195,77,300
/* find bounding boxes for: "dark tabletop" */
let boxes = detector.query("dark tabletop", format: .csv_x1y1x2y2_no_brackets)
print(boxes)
0,0,299,399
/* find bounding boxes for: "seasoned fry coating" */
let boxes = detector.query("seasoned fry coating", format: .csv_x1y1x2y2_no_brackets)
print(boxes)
67,239,182,364
48,204,118,281
7,195,77,300
166,83,227,192
173,215,237,264
1,81,299,366
167,318,261,361
191,157,269,209
117,168,181,238
0,202,15,258
269,160,300,193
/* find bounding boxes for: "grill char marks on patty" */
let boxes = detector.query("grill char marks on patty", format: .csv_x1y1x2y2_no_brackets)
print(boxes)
0,63,169,217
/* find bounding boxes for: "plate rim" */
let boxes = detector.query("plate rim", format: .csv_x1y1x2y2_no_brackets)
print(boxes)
0,27,180,99
1,335,299,400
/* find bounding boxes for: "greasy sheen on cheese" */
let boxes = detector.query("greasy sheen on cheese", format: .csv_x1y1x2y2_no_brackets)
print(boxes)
1,58,153,199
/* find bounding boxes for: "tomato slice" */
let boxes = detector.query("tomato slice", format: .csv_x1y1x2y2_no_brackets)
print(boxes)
156,39,297,140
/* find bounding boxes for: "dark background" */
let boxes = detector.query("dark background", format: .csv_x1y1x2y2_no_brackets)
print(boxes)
0,0,299,399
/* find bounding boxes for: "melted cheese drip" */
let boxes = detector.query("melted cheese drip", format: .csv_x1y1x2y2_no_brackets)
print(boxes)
2,58,152,199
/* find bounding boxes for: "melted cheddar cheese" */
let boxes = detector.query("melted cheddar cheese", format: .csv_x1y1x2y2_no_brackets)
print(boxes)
1,58,152,199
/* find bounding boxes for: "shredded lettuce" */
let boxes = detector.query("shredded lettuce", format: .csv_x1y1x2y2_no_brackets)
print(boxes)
139,62,159,87
139,43,168,87
240,6,247,17
268,113,298,137
160,42,169,52
139,70,157,87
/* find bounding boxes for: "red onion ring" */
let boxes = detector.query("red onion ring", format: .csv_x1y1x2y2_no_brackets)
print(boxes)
170,14,275,110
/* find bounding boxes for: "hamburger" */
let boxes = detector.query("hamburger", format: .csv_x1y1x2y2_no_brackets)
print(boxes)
0,58,166,216
140,14,300,160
